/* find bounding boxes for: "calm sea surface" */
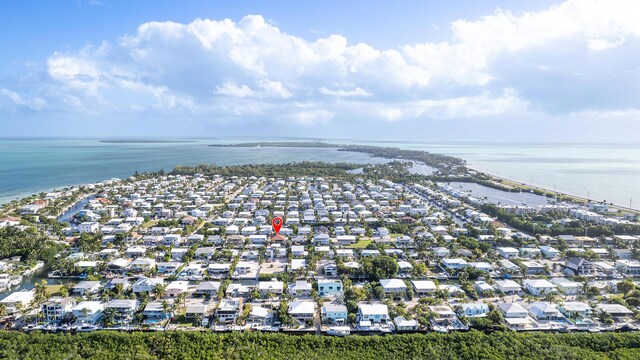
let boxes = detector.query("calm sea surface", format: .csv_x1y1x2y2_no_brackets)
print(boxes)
1,138,639,209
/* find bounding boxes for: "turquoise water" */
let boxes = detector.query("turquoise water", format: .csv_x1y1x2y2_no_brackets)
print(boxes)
1,138,639,209
0,138,389,204
333,140,640,209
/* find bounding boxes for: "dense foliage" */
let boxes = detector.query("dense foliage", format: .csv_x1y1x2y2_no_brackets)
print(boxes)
170,162,361,178
2,331,640,359
0,226,65,262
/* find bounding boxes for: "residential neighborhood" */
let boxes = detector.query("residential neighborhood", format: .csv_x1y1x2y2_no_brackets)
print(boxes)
1,170,640,336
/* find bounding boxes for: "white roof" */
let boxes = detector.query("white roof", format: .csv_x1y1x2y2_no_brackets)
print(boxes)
359,303,389,316
380,279,407,289
411,280,437,291
523,279,556,288
289,301,315,314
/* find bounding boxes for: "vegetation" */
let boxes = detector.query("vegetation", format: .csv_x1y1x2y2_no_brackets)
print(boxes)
170,162,361,178
2,331,640,359
0,226,66,262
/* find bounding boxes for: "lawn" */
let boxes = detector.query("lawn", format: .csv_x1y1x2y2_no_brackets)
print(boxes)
347,239,372,249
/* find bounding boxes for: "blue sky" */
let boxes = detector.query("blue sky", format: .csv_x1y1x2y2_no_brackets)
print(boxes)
1,0,639,141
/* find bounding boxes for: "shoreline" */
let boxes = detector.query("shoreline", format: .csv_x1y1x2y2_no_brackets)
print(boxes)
2,141,638,213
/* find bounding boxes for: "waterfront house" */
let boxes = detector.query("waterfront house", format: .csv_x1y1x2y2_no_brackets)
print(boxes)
321,304,348,324
72,281,102,296
72,301,103,324
288,301,316,322
216,298,243,323
357,303,390,324
528,302,563,321
523,279,557,296
105,299,138,324
41,297,76,323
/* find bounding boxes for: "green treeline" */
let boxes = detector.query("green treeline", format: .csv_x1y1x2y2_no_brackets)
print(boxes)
170,161,361,178
2,331,640,360
0,226,64,262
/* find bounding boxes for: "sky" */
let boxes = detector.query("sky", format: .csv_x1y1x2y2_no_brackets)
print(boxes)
1,0,640,141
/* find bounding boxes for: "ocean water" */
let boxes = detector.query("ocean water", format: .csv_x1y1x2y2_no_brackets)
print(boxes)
1,138,639,209
320,139,639,209
0,138,389,204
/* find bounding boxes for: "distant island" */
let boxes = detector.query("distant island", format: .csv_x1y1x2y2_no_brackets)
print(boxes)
209,141,338,148
100,139,197,144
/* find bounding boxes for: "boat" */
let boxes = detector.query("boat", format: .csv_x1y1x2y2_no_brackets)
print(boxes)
76,324,99,332
327,326,351,336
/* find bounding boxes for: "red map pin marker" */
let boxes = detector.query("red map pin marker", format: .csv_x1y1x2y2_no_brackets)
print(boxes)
272,216,283,235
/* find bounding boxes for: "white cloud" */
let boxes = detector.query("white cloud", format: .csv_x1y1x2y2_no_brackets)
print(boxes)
2,0,640,128
319,87,372,97
586,37,626,51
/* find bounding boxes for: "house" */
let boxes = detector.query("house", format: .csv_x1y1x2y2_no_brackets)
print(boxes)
106,278,131,292
497,303,528,318
185,304,209,323
165,281,189,298
458,302,490,317
288,301,316,322
157,261,183,274
72,281,102,296
321,304,348,324
565,258,595,276
596,304,634,319
318,279,343,297
207,263,231,278
0,290,35,313
357,303,390,323
321,261,338,277
497,247,519,259
411,280,437,296
428,306,457,320
143,301,171,320
130,258,156,272
132,277,164,293
195,281,221,297
615,260,640,275
79,222,100,234
521,261,545,275
107,258,131,273
519,248,541,258
540,246,560,258
246,305,273,326
558,301,592,318
394,316,419,331
380,279,407,295
550,278,582,295
495,280,522,294
105,299,138,324
432,247,451,258
528,302,563,321
216,298,243,323
397,261,413,275
288,280,312,297
259,280,284,295
523,279,557,296
440,258,469,270
41,297,76,322
474,281,495,295
72,301,104,324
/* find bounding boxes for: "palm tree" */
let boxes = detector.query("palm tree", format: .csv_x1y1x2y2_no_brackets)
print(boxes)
154,283,167,300
161,300,171,320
